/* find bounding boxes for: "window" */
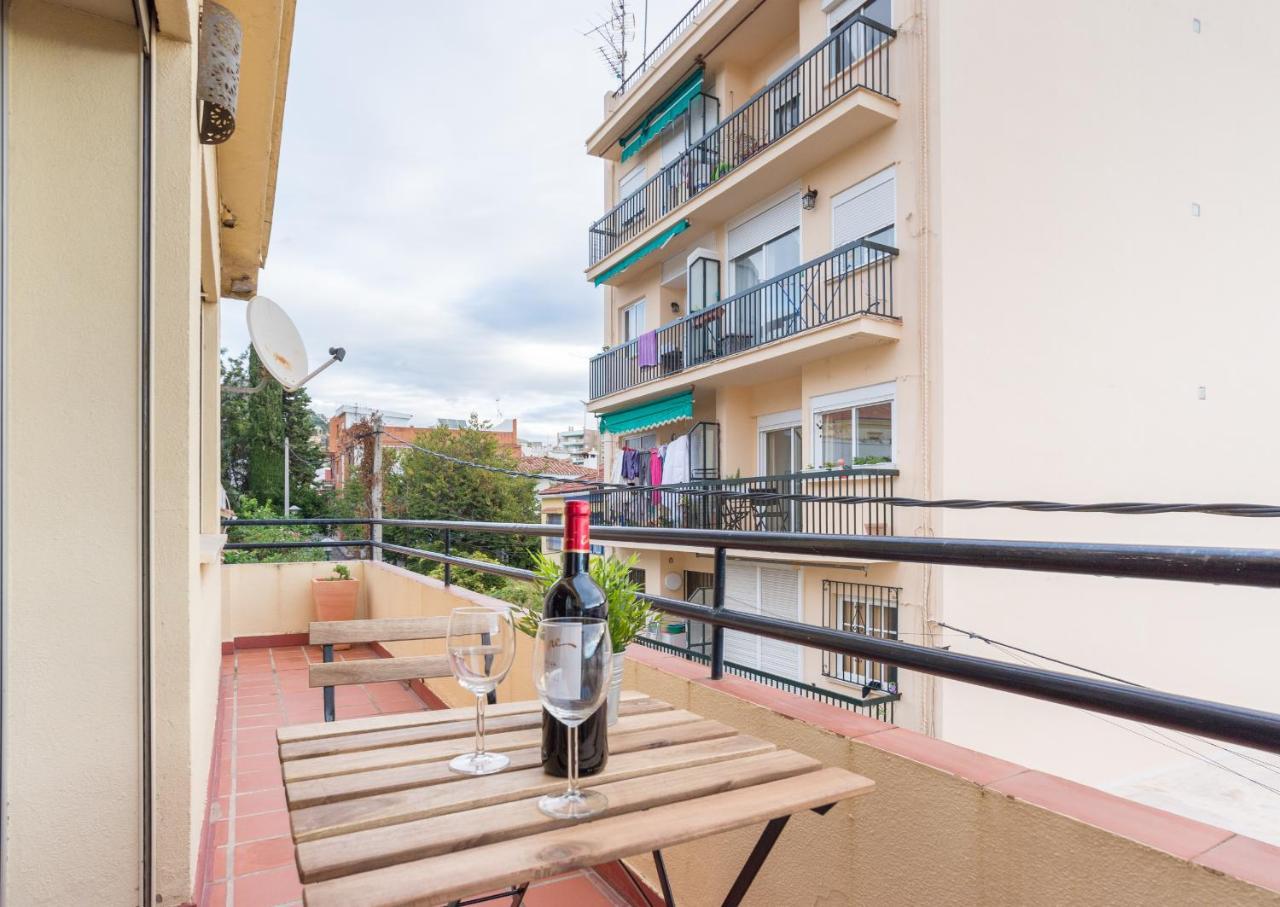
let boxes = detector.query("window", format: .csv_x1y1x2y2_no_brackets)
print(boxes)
617,165,647,201
620,299,646,346
622,431,657,451
627,567,646,590
828,0,892,75
618,166,648,232
545,512,563,552
660,112,689,166
812,381,894,466
832,166,895,268
723,563,803,680
731,228,800,293
687,254,720,313
727,193,802,292
822,580,899,689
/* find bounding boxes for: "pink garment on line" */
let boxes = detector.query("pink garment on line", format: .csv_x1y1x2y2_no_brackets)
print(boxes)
650,447,663,504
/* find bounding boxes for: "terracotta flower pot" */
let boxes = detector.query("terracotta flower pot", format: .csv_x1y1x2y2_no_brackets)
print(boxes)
312,579,359,650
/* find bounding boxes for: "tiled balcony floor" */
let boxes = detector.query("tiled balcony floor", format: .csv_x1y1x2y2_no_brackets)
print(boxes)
202,645,629,907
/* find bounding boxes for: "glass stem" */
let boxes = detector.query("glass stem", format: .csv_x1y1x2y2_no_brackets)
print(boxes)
475,692,486,755
568,724,580,798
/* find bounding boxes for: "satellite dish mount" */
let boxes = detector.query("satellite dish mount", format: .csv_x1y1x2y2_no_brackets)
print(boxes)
222,295,346,394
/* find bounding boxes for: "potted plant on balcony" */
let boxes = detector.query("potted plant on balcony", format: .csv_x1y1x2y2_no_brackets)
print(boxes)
514,552,656,726
312,564,359,647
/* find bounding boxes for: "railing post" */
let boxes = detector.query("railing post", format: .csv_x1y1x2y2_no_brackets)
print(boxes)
710,546,727,680
443,528,453,586
322,644,335,722
371,415,384,562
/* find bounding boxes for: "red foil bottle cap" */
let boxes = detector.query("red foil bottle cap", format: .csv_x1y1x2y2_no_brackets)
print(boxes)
563,500,591,553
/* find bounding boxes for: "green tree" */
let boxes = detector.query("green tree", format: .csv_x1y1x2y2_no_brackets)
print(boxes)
220,346,328,516
384,414,538,568
222,496,325,564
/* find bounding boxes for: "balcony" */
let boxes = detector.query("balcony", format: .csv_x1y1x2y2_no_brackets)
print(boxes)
211,522,1280,905
587,466,897,536
588,14,897,273
590,238,898,401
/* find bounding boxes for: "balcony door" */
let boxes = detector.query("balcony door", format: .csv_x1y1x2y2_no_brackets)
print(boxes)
760,413,802,531
728,194,803,347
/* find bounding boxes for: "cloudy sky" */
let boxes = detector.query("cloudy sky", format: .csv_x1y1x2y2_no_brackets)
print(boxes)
221,0,691,441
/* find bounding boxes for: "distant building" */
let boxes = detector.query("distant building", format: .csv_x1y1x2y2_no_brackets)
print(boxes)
556,426,600,467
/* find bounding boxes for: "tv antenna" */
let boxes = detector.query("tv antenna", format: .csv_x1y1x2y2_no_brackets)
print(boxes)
585,0,634,85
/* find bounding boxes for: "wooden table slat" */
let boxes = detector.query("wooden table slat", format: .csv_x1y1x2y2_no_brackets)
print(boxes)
284,708,702,784
298,748,820,882
277,691,652,744
286,713,741,810
303,768,873,907
290,723,769,841
308,655,451,688
281,697,670,761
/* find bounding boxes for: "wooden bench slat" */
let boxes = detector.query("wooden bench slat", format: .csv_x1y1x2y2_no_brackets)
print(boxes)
283,709,703,784
303,768,873,907
290,725,772,843
285,712,739,810
298,748,817,882
277,691,654,744
308,655,450,689
281,697,670,761
309,613,500,645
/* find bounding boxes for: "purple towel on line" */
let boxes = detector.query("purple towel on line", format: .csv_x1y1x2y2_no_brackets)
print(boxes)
637,330,659,367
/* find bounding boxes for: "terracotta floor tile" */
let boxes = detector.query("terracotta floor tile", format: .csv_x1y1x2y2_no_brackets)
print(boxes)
525,873,620,906
234,835,296,875
200,881,226,907
211,820,229,848
209,845,227,882
236,753,282,775
236,788,287,816
236,769,284,792
236,809,292,844
233,863,303,906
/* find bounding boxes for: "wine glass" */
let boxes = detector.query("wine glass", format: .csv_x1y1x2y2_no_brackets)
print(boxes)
446,607,517,775
532,617,612,819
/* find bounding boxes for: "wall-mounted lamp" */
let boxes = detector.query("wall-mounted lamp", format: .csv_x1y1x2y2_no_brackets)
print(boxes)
197,2,242,145
670,301,682,314
801,187,818,210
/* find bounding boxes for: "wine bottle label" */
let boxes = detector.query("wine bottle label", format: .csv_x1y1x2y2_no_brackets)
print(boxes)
547,623,583,699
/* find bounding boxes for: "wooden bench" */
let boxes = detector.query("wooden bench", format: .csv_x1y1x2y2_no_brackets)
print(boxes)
308,615,497,722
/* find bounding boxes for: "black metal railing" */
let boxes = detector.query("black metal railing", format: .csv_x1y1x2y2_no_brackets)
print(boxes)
634,634,897,722
222,517,1280,753
822,580,899,690
590,14,895,267
615,0,714,98
587,467,896,534
590,239,897,399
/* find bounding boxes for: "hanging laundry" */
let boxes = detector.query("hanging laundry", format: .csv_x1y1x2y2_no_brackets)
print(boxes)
637,331,659,368
662,434,690,486
650,446,665,504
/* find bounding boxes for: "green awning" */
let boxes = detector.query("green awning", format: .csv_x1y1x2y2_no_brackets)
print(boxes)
599,390,694,435
593,219,690,286
619,70,704,163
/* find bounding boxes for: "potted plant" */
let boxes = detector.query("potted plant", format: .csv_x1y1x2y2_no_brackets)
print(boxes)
312,564,359,647
514,552,657,725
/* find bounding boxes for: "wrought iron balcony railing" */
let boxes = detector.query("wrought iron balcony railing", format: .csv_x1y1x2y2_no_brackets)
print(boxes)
585,467,897,536
590,238,897,400
590,14,896,267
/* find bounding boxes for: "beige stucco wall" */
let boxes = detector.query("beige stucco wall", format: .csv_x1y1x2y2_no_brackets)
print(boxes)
221,559,371,641
930,0,1280,794
3,4,145,902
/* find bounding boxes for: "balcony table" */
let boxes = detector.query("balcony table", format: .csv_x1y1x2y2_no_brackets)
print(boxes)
277,691,874,907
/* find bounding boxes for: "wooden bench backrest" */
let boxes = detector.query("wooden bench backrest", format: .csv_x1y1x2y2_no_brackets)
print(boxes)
307,614,494,689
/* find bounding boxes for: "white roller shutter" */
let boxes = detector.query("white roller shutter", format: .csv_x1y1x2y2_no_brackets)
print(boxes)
759,567,802,680
832,167,895,246
727,193,801,260
720,562,802,679
723,563,759,667
618,165,647,202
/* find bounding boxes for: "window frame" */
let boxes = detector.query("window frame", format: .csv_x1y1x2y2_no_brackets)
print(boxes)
619,298,647,350
810,380,896,467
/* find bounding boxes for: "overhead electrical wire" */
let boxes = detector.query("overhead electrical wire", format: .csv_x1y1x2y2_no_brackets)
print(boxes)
349,428,1280,519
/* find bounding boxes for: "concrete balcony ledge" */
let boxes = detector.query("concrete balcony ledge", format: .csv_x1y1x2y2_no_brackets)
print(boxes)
624,644,1280,903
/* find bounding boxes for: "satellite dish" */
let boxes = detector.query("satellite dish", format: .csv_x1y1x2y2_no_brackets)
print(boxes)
247,295,310,390
242,295,346,393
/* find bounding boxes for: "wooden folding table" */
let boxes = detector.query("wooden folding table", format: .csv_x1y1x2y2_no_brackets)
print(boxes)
277,691,874,907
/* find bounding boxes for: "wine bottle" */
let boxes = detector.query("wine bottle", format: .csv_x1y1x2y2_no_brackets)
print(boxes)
541,499,609,777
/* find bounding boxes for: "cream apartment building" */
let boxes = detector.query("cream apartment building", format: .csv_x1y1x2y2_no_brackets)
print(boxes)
1,1,294,902
578,0,1280,821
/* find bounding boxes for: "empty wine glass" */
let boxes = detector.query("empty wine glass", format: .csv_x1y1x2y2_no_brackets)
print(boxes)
447,607,517,775
532,616,612,819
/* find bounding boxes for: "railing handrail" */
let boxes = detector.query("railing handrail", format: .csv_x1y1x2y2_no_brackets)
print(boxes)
220,516,1280,752
589,14,897,258
585,465,899,496
614,0,714,98
591,238,899,364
